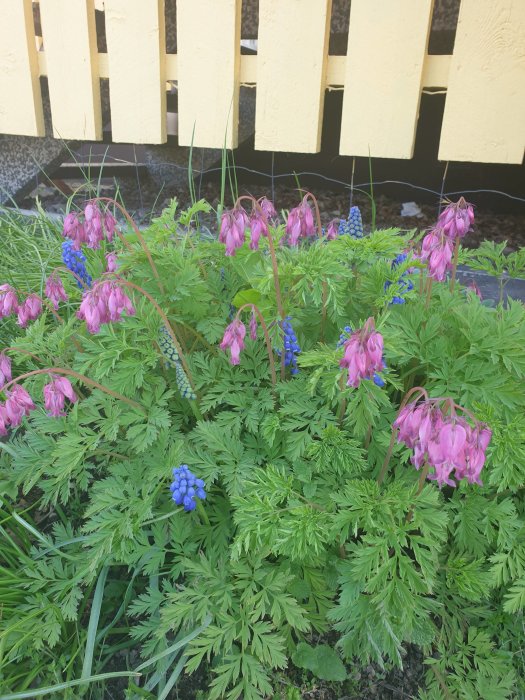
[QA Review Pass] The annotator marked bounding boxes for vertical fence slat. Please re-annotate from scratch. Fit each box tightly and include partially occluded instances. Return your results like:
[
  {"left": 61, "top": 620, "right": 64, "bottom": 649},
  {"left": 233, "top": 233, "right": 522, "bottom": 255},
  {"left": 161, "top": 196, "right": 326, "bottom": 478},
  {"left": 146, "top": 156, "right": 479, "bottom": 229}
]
[
  {"left": 340, "top": 0, "right": 433, "bottom": 158},
  {"left": 39, "top": 0, "right": 101, "bottom": 140},
  {"left": 255, "top": 0, "right": 332, "bottom": 153},
  {"left": 104, "top": 0, "right": 166, "bottom": 143},
  {"left": 0, "top": 0, "right": 44, "bottom": 136},
  {"left": 177, "top": 0, "right": 240, "bottom": 149},
  {"left": 439, "top": 0, "right": 525, "bottom": 164}
]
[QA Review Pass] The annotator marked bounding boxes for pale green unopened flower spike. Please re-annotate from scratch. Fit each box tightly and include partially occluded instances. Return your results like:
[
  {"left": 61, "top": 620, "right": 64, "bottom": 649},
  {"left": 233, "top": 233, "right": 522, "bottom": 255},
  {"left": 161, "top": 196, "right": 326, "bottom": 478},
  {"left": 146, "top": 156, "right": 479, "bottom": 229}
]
[{"left": 158, "top": 325, "right": 197, "bottom": 400}]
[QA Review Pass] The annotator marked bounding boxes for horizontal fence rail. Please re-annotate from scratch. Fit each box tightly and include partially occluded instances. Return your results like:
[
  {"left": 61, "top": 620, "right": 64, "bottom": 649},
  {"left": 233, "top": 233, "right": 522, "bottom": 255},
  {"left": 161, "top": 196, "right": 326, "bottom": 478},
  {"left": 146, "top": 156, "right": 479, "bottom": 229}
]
[{"left": 0, "top": 0, "right": 524, "bottom": 163}]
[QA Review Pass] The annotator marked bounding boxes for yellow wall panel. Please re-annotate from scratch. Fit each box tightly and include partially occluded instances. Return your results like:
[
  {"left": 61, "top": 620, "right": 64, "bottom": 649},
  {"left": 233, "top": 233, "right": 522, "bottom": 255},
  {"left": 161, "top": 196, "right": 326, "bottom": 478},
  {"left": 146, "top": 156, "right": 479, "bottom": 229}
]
[
  {"left": 255, "top": 0, "right": 332, "bottom": 153},
  {"left": 340, "top": 0, "right": 433, "bottom": 159},
  {"left": 104, "top": 0, "right": 166, "bottom": 143},
  {"left": 0, "top": 0, "right": 44, "bottom": 136},
  {"left": 439, "top": 0, "right": 525, "bottom": 163},
  {"left": 177, "top": 0, "right": 241, "bottom": 149},
  {"left": 39, "top": 0, "right": 101, "bottom": 140}
]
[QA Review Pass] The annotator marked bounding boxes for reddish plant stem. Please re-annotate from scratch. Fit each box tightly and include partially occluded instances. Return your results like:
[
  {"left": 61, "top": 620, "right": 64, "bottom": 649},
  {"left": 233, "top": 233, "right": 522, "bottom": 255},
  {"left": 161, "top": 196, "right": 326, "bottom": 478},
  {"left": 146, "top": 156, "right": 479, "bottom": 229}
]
[
  {"left": 236, "top": 303, "right": 277, "bottom": 387},
  {"left": 2, "top": 347, "right": 44, "bottom": 364},
  {"left": 94, "top": 198, "right": 164, "bottom": 294},
  {"left": 337, "top": 373, "right": 347, "bottom": 427},
  {"left": 303, "top": 191, "right": 328, "bottom": 340},
  {"left": 377, "top": 386, "right": 429, "bottom": 485},
  {"left": 1, "top": 368, "right": 143, "bottom": 411},
  {"left": 116, "top": 279, "right": 195, "bottom": 392},
  {"left": 449, "top": 237, "right": 461, "bottom": 293},
  {"left": 425, "top": 276, "right": 433, "bottom": 308},
  {"left": 235, "top": 195, "right": 286, "bottom": 380}
]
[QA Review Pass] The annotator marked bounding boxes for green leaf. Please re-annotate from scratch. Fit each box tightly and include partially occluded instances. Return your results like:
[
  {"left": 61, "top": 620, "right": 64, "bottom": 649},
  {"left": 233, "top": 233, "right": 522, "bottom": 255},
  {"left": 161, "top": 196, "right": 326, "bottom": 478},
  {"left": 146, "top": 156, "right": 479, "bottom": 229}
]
[
  {"left": 292, "top": 642, "right": 347, "bottom": 681},
  {"left": 232, "top": 288, "right": 261, "bottom": 308}
]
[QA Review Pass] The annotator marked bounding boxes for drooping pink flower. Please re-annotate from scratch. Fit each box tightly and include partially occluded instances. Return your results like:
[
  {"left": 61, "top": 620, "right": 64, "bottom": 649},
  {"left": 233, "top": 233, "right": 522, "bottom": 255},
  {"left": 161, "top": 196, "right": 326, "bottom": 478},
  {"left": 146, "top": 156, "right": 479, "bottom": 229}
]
[
  {"left": 77, "top": 280, "right": 135, "bottom": 334},
  {"left": 420, "top": 228, "right": 453, "bottom": 282},
  {"left": 437, "top": 197, "right": 474, "bottom": 240},
  {"left": 84, "top": 202, "right": 105, "bottom": 249},
  {"left": 17, "top": 294, "right": 42, "bottom": 328},
  {"left": 249, "top": 311, "right": 257, "bottom": 340},
  {"left": 0, "top": 284, "right": 18, "bottom": 318},
  {"left": 219, "top": 208, "right": 248, "bottom": 257},
  {"left": 467, "top": 281, "right": 482, "bottom": 300},
  {"left": 0, "top": 404, "right": 9, "bottom": 436},
  {"left": 220, "top": 319, "right": 246, "bottom": 365},
  {"left": 258, "top": 196, "right": 278, "bottom": 222},
  {"left": 394, "top": 397, "right": 491, "bottom": 488},
  {"left": 285, "top": 196, "right": 315, "bottom": 246},
  {"left": 249, "top": 213, "right": 268, "bottom": 250},
  {"left": 45, "top": 273, "right": 68, "bottom": 310},
  {"left": 339, "top": 318, "right": 384, "bottom": 388},
  {"left": 104, "top": 211, "right": 117, "bottom": 243},
  {"left": 0, "top": 353, "right": 12, "bottom": 390},
  {"left": 105, "top": 252, "right": 118, "bottom": 273},
  {"left": 63, "top": 212, "right": 86, "bottom": 250},
  {"left": 5, "top": 385, "right": 36, "bottom": 427},
  {"left": 326, "top": 219, "right": 339, "bottom": 240},
  {"left": 43, "top": 376, "right": 78, "bottom": 418}
]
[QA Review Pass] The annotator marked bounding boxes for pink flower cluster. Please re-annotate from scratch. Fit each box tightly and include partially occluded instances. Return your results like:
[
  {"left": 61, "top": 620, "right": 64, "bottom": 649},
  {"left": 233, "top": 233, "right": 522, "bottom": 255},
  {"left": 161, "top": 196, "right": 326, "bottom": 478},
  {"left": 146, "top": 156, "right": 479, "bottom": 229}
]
[
  {"left": 340, "top": 318, "right": 384, "bottom": 388},
  {"left": 0, "top": 375, "right": 78, "bottom": 433},
  {"left": 420, "top": 198, "right": 474, "bottom": 282},
  {"left": 325, "top": 219, "right": 339, "bottom": 241},
  {"left": 0, "top": 285, "right": 44, "bottom": 328},
  {"left": 0, "top": 353, "right": 12, "bottom": 389},
  {"left": 45, "top": 274, "right": 68, "bottom": 310},
  {"left": 219, "top": 197, "right": 276, "bottom": 257},
  {"left": 285, "top": 196, "right": 316, "bottom": 246},
  {"left": 63, "top": 202, "right": 117, "bottom": 250},
  {"left": 394, "top": 398, "right": 491, "bottom": 487},
  {"left": 220, "top": 319, "right": 246, "bottom": 365},
  {"left": 77, "top": 280, "right": 135, "bottom": 334}
]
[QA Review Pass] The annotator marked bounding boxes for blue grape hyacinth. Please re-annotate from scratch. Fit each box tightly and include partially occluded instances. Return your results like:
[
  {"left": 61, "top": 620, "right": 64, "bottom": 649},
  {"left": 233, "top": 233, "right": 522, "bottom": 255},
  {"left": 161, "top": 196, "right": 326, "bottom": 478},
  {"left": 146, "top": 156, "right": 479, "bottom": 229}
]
[
  {"left": 384, "top": 252, "right": 414, "bottom": 305},
  {"left": 277, "top": 317, "right": 301, "bottom": 375},
  {"left": 170, "top": 464, "right": 206, "bottom": 512},
  {"left": 62, "top": 240, "right": 92, "bottom": 288},
  {"left": 338, "top": 206, "right": 364, "bottom": 238}
]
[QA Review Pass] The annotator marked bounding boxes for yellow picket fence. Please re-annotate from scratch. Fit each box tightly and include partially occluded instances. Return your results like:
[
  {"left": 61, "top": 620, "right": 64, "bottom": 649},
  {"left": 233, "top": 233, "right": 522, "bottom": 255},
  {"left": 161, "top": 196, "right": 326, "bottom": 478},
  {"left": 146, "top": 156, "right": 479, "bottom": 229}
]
[{"left": 1, "top": 0, "right": 524, "bottom": 163}]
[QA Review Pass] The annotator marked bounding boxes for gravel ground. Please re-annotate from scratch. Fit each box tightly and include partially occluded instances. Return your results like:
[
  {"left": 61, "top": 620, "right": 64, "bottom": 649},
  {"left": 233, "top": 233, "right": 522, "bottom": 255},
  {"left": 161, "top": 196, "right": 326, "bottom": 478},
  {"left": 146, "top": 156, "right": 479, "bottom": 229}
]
[{"left": 14, "top": 174, "right": 525, "bottom": 252}]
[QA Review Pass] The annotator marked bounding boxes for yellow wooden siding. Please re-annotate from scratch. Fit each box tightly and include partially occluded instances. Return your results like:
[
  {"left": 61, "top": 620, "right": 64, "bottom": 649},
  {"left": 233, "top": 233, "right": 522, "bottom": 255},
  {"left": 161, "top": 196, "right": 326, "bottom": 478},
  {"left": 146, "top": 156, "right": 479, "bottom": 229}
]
[
  {"left": 0, "top": 0, "right": 523, "bottom": 163},
  {"left": 0, "top": 0, "right": 44, "bottom": 136}
]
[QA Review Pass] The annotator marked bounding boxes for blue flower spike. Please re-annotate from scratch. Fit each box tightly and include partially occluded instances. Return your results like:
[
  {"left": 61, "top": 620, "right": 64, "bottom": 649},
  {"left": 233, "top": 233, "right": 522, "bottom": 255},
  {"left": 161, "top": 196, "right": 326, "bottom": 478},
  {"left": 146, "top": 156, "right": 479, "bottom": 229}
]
[
  {"left": 62, "top": 240, "right": 92, "bottom": 288},
  {"left": 277, "top": 317, "right": 301, "bottom": 375},
  {"left": 170, "top": 464, "right": 206, "bottom": 512}
]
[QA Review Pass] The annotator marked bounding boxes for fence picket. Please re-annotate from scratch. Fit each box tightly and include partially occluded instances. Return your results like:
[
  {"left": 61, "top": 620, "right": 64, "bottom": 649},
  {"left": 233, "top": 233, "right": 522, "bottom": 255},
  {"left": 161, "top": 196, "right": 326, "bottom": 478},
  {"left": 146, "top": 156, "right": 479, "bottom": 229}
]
[
  {"left": 39, "top": 0, "right": 101, "bottom": 140},
  {"left": 104, "top": 0, "right": 166, "bottom": 143},
  {"left": 339, "top": 0, "right": 433, "bottom": 158},
  {"left": 177, "top": 0, "right": 241, "bottom": 149},
  {"left": 439, "top": 0, "right": 525, "bottom": 164},
  {"left": 255, "top": 0, "right": 332, "bottom": 153},
  {"left": 0, "top": 0, "right": 44, "bottom": 136}
]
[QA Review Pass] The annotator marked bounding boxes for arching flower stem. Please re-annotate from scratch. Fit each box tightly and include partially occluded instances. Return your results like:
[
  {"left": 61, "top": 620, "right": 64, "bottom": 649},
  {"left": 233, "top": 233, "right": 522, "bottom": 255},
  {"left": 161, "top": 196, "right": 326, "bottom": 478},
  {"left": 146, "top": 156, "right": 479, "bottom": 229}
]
[
  {"left": 449, "top": 237, "right": 461, "bottom": 293},
  {"left": 2, "top": 347, "right": 44, "bottom": 364},
  {"left": 236, "top": 303, "right": 277, "bottom": 387},
  {"left": 1, "top": 368, "right": 143, "bottom": 412},
  {"left": 54, "top": 265, "right": 89, "bottom": 290},
  {"left": 303, "top": 191, "right": 328, "bottom": 340},
  {"left": 115, "top": 279, "right": 195, "bottom": 393},
  {"left": 94, "top": 197, "right": 164, "bottom": 294},
  {"left": 377, "top": 386, "right": 428, "bottom": 485}
]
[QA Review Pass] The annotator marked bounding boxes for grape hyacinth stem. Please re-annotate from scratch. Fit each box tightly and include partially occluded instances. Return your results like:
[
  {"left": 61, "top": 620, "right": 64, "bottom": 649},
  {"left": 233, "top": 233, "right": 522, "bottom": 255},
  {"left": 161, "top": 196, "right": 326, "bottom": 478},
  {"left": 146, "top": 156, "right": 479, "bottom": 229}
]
[
  {"left": 377, "top": 386, "right": 429, "bottom": 485},
  {"left": 236, "top": 303, "right": 277, "bottom": 387},
  {"left": 94, "top": 198, "right": 164, "bottom": 294},
  {"left": 1, "top": 368, "right": 144, "bottom": 412},
  {"left": 115, "top": 279, "right": 195, "bottom": 394}
]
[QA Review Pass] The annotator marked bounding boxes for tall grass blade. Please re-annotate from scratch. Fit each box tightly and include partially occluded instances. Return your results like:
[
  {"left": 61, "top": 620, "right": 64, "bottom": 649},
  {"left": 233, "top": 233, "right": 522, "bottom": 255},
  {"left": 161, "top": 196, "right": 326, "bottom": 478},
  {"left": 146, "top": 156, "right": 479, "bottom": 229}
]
[{"left": 81, "top": 565, "right": 109, "bottom": 679}]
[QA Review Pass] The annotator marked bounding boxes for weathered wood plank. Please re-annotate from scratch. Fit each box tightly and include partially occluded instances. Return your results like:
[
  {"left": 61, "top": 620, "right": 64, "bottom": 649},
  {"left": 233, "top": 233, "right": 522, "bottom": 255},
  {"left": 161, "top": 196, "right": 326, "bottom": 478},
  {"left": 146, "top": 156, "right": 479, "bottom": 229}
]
[
  {"left": 39, "top": 0, "right": 101, "bottom": 140},
  {"left": 340, "top": 0, "right": 433, "bottom": 158},
  {"left": 177, "top": 0, "right": 241, "bottom": 148},
  {"left": 255, "top": 0, "right": 332, "bottom": 153},
  {"left": 104, "top": 0, "right": 166, "bottom": 143},
  {"left": 439, "top": 0, "right": 525, "bottom": 163},
  {"left": 0, "top": 0, "right": 44, "bottom": 136}
]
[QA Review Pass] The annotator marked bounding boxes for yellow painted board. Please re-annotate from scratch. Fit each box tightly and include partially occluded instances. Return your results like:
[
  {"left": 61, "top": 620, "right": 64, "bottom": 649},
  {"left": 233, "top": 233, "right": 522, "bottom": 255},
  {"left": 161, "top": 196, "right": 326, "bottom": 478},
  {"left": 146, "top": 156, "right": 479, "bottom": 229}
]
[
  {"left": 255, "top": 0, "right": 332, "bottom": 153},
  {"left": 177, "top": 0, "right": 241, "bottom": 149},
  {"left": 104, "top": 0, "right": 166, "bottom": 143},
  {"left": 439, "top": 0, "right": 525, "bottom": 164},
  {"left": 340, "top": 0, "right": 433, "bottom": 159},
  {"left": 0, "top": 0, "right": 44, "bottom": 136},
  {"left": 39, "top": 0, "right": 101, "bottom": 140}
]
